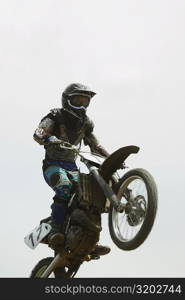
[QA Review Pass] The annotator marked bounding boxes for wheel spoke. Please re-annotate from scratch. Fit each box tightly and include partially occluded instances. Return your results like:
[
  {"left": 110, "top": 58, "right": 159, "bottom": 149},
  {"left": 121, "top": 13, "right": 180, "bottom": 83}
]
[{"left": 112, "top": 175, "right": 148, "bottom": 243}]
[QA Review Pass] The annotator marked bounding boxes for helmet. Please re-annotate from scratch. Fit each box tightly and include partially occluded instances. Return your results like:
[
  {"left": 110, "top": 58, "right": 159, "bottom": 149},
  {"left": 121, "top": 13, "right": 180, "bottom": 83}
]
[{"left": 62, "top": 83, "right": 96, "bottom": 119}]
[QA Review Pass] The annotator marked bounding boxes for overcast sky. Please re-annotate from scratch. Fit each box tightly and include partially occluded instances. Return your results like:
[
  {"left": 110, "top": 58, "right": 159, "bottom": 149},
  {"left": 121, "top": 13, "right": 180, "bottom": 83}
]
[{"left": 0, "top": 0, "right": 185, "bottom": 277}]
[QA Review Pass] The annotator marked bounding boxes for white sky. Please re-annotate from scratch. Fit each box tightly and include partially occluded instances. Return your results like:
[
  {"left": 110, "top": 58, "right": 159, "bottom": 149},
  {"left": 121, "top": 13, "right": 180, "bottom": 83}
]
[{"left": 0, "top": 0, "right": 185, "bottom": 277}]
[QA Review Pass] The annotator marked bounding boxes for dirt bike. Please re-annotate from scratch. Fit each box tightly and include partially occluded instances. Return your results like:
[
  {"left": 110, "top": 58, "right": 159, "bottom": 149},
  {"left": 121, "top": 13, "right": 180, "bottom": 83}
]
[{"left": 24, "top": 144, "right": 158, "bottom": 278}]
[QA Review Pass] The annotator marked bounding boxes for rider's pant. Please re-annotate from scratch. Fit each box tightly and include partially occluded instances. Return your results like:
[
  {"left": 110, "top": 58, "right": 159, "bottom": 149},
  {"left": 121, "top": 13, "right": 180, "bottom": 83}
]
[{"left": 43, "top": 162, "right": 79, "bottom": 226}]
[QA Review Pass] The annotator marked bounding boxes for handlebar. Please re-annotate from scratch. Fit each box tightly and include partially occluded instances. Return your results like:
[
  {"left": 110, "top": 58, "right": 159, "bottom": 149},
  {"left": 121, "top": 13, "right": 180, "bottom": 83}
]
[
  {"left": 59, "top": 142, "right": 89, "bottom": 161},
  {"left": 59, "top": 142, "right": 80, "bottom": 152},
  {"left": 58, "top": 142, "right": 123, "bottom": 212},
  {"left": 58, "top": 142, "right": 105, "bottom": 162}
]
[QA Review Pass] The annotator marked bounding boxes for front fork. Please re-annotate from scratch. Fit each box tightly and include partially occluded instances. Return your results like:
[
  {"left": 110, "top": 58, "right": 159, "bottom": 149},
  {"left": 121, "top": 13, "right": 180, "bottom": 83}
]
[{"left": 81, "top": 158, "right": 125, "bottom": 213}]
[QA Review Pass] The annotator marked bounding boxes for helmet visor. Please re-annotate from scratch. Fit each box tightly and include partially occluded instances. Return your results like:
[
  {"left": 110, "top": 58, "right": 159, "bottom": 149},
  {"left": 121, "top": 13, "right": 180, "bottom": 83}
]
[{"left": 70, "top": 95, "right": 90, "bottom": 108}]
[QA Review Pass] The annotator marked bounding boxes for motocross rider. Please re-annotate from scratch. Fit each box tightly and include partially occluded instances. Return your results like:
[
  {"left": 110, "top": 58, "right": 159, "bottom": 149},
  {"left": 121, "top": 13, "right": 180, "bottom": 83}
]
[{"left": 33, "top": 83, "right": 110, "bottom": 256}]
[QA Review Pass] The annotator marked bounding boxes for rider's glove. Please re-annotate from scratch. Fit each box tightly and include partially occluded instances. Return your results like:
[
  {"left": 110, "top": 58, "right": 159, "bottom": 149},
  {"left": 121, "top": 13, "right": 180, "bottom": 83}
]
[{"left": 46, "top": 136, "right": 62, "bottom": 144}]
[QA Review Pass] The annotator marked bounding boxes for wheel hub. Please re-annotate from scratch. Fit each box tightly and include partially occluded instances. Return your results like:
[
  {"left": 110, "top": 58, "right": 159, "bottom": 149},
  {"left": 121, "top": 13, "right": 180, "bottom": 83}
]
[{"left": 126, "top": 195, "right": 146, "bottom": 226}]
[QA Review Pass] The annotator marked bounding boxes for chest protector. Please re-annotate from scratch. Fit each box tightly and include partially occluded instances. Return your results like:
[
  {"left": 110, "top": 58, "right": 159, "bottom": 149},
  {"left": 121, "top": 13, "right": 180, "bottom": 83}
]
[{"left": 45, "top": 108, "right": 93, "bottom": 162}]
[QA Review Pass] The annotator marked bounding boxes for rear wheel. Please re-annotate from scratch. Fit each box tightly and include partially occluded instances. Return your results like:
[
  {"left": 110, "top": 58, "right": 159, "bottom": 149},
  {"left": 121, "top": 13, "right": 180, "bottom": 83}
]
[
  {"left": 109, "top": 168, "right": 158, "bottom": 250},
  {"left": 30, "top": 257, "right": 77, "bottom": 278}
]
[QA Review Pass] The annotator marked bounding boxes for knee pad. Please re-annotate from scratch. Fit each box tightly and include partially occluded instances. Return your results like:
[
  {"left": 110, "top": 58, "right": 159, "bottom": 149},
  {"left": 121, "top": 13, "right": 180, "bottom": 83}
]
[
  {"left": 55, "top": 183, "right": 72, "bottom": 201},
  {"left": 49, "top": 173, "right": 61, "bottom": 188}
]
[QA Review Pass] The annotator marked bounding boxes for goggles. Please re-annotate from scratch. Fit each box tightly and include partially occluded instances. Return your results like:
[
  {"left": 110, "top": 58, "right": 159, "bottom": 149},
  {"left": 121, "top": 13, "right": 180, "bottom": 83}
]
[{"left": 69, "top": 95, "right": 90, "bottom": 108}]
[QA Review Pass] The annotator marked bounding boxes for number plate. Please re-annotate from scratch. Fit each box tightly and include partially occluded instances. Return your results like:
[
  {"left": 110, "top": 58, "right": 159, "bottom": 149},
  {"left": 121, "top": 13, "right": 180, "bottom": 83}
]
[{"left": 24, "top": 223, "right": 51, "bottom": 249}]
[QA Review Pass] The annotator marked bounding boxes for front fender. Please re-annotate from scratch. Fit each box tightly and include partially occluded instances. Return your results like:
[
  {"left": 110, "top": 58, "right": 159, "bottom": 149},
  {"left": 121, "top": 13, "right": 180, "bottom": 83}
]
[{"left": 100, "top": 145, "right": 140, "bottom": 182}]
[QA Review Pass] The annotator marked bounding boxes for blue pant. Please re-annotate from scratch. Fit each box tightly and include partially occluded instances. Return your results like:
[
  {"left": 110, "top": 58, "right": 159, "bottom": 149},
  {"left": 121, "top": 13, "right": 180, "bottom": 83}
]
[{"left": 43, "top": 161, "right": 79, "bottom": 225}]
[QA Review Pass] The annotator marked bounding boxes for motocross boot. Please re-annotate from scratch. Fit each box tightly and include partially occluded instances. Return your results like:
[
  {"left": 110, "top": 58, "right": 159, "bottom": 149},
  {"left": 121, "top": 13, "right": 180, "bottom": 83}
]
[
  {"left": 47, "top": 221, "right": 65, "bottom": 251},
  {"left": 90, "top": 244, "right": 111, "bottom": 257},
  {"left": 47, "top": 201, "right": 66, "bottom": 251}
]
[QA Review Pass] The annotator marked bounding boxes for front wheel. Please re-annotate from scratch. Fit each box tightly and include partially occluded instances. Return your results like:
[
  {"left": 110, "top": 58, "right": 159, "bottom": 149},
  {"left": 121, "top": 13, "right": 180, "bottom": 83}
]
[{"left": 109, "top": 168, "right": 158, "bottom": 250}]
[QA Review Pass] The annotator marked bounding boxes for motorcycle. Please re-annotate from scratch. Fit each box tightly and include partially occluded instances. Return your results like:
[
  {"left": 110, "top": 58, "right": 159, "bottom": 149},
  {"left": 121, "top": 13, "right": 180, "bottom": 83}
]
[{"left": 24, "top": 144, "right": 158, "bottom": 278}]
